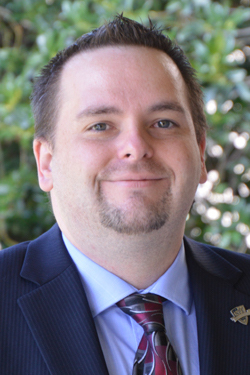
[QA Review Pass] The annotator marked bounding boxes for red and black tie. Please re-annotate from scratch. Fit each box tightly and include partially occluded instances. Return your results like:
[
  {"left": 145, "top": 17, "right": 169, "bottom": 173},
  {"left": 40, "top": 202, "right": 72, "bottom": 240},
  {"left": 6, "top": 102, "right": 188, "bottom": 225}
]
[{"left": 117, "top": 293, "right": 182, "bottom": 375}]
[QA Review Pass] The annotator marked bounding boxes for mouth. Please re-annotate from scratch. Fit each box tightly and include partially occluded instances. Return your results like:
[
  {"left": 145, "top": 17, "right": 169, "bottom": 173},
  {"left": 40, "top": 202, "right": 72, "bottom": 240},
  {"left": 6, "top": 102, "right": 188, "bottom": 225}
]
[{"left": 103, "top": 176, "right": 165, "bottom": 188}]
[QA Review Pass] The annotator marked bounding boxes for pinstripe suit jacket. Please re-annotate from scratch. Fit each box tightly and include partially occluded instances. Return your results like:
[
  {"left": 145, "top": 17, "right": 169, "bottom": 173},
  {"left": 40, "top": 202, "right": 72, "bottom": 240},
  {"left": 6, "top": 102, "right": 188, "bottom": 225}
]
[{"left": 1, "top": 223, "right": 250, "bottom": 374}]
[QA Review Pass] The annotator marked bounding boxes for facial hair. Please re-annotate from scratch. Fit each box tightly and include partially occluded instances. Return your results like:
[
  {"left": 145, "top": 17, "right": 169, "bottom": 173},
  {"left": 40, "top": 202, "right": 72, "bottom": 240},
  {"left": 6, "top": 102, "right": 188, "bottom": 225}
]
[{"left": 96, "top": 161, "right": 173, "bottom": 235}]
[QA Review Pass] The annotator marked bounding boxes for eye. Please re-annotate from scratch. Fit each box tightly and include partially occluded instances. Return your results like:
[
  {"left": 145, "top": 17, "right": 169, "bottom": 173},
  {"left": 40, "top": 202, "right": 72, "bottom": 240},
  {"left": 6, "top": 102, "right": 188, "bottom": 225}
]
[
  {"left": 155, "top": 120, "right": 174, "bottom": 128},
  {"left": 90, "top": 123, "right": 108, "bottom": 131}
]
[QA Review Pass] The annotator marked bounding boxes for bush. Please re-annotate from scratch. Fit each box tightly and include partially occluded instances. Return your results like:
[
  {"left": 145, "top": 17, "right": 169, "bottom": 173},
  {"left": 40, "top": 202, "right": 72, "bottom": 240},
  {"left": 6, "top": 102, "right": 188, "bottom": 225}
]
[{"left": 1, "top": 0, "right": 250, "bottom": 251}]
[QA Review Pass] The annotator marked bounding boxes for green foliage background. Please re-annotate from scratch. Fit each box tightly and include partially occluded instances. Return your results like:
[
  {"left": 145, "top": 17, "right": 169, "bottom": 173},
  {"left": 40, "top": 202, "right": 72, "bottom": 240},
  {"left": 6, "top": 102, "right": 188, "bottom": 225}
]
[{"left": 1, "top": 0, "right": 250, "bottom": 251}]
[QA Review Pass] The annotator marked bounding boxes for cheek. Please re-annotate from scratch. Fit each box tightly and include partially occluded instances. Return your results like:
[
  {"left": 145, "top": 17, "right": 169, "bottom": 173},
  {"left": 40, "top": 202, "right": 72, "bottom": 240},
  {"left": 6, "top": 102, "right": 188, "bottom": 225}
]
[
  {"left": 168, "top": 143, "right": 201, "bottom": 181},
  {"left": 72, "top": 141, "right": 114, "bottom": 181}
]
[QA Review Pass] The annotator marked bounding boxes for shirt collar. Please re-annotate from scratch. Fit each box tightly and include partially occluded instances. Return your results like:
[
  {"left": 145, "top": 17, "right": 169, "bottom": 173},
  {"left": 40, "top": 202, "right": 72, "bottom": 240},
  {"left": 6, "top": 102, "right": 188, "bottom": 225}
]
[
  {"left": 63, "top": 234, "right": 192, "bottom": 317},
  {"left": 143, "top": 242, "right": 191, "bottom": 314}
]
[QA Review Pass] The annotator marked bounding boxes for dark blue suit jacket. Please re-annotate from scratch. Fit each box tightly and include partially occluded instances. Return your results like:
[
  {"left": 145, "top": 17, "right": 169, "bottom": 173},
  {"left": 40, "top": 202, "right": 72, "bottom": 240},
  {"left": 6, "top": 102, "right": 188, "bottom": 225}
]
[{"left": 1, "top": 224, "right": 250, "bottom": 374}]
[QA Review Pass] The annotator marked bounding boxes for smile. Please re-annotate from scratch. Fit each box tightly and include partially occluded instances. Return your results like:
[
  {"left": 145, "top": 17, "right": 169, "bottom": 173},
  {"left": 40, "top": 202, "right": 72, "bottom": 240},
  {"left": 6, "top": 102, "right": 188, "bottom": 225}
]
[{"left": 103, "top": 178, "right": 164, "bottom": 188}]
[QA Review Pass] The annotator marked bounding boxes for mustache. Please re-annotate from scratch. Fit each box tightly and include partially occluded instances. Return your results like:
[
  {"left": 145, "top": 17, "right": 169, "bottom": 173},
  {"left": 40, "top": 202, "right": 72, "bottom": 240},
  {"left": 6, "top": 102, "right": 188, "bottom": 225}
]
[{"left": 97, "top": 159, "right": 173, "bottom": 180}]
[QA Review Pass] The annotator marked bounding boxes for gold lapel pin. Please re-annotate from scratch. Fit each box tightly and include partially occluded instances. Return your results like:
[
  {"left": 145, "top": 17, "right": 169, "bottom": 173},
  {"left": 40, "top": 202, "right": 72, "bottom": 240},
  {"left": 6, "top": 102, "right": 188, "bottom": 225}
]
[{"left": 230, "top": 305, "right": 250, "bottom": 325}]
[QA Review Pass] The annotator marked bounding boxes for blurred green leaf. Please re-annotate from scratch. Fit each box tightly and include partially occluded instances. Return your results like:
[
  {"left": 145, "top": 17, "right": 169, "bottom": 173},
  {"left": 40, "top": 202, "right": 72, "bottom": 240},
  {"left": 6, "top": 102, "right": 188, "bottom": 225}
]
[{"left": 1, "top": 0, "right": 250, "bottom": 253}]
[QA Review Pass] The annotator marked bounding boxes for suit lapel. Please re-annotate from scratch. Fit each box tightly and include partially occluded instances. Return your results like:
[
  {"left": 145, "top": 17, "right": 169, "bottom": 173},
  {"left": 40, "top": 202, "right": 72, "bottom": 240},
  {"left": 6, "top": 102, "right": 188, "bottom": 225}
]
[
  {"left": 18, "top": 225, "right": 109, "bottom": 375},
  {"left": 19, "top": 225, "right": 250, "bottom": 374},
  {"left": 185, "top": 237, "right": 250, "bottom": 375}
]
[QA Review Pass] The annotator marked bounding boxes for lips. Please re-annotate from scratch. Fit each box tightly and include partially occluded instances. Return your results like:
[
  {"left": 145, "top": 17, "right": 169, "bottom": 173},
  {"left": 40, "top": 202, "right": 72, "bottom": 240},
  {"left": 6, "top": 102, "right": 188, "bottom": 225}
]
[
  {"left": 104, "top": 173, "right": 165, "bottom": 181},
  {"left": 102, "top": 176, "right": 165, "bottom": 188}
]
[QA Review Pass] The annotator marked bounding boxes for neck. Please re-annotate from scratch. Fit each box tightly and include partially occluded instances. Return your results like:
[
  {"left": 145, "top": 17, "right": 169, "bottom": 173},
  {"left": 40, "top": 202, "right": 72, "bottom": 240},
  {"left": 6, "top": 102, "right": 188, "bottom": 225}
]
[{"left": 61, "top": 221, "right": 185, "bottom": 289}]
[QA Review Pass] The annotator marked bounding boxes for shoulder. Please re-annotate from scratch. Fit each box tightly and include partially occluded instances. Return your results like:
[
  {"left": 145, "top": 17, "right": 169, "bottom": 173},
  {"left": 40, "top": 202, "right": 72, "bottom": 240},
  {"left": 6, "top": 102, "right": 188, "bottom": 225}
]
[
  {"left": 185, "top": 236, "right": 250, "bottom": 264},
  {"left": 0, "top": 224, "right": 61, "bottom": 270},
  {"left": 0, "top": 224, "right": 59, "bottom": 284},
  {"left": 0, "top": 241, "right": 30, "bottom": 277},
  {"left": 184, "top": 237, "right": 250, "bottom": 290},
  {"left": 184, "top": 236, "right": 250, "bottom": 283},
  {"left": 184, "top": 236, "right": 250, "bottom": 261},
  {"left": 0, "top": 225, "right": 61, "bottom": 297},
  {"left": 0, "top": 241, "right": 36, "bottom": 307}
]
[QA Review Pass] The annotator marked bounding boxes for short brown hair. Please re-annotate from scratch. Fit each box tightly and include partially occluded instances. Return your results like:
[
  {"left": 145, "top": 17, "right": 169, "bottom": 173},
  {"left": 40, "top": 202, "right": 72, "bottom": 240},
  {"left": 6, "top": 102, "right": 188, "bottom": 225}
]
[{"left": 31, "top": 14, "right": 208, "bottom": 145}]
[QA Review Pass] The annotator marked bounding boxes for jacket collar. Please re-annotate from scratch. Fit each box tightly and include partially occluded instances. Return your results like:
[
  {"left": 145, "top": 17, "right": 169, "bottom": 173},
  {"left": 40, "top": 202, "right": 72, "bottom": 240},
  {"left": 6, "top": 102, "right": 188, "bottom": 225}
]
[
  {"left": 21, "top": 227, "right": 243, "bottom": 289},
  {"left": 184, "top": 237, "right": 250, "bottom": 375},
  {"left": 18, "top": 224, "right": 109, "bottom": 375},
  {"left": 19, "top": 226, "right": 250, "bottom": 375},
  {"left": 184, "top": 236, "right": 242, "bottom": 286},
  {"left": 20, "top": 224, "right": 73, "bottom": 285}
]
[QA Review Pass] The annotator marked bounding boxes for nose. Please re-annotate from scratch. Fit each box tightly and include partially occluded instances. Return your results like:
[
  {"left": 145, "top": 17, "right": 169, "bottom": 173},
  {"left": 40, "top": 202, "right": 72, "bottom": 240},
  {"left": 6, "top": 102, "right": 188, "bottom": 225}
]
[{"left": 116, "top": 127, "right": 154, "bottom": 161}]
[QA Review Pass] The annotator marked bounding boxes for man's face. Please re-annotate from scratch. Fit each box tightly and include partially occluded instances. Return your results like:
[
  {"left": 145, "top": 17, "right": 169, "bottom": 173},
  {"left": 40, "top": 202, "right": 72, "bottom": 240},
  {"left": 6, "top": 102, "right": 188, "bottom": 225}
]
[{"left": 34, "top": 46, "right": 207, "bottom": 241}]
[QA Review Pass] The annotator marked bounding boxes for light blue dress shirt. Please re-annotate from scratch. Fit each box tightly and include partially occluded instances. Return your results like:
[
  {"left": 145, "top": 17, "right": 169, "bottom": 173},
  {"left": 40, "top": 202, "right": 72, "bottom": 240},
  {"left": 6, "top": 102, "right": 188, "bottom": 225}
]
[{"left": 63, "top": 234, "right": 200, "bottom": 375}]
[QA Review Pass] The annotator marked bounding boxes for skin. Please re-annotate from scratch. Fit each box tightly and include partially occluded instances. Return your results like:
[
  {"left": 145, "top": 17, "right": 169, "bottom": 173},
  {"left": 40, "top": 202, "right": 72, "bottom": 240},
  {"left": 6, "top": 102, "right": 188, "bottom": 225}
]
[{"left": 33, "top": 46, "right": 207, "bottom": 289}]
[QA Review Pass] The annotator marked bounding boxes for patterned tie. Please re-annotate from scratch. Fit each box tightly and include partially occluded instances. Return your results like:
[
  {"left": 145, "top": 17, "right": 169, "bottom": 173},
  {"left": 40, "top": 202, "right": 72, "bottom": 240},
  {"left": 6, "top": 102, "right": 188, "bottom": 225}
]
[{"left": 117, "top": 293, "right": 183, "bottom": 375}]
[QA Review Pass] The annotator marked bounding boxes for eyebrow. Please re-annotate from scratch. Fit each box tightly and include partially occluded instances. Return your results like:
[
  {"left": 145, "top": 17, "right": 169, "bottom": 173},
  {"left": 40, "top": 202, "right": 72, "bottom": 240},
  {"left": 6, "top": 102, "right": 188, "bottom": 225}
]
[
  {"left": 76, "top": 100, "right": 185, "bottom": 120},
  {"left": 147, "top": 101, "right": 185, "bottom": 115},
  {"left": 76, "top": 105, "right": 122, "bottom": 119}
]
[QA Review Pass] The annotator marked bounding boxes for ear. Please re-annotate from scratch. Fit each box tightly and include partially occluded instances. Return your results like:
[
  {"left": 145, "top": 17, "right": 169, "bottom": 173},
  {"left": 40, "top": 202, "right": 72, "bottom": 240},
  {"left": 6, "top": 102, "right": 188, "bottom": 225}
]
[
  {"left": 198, "top": 135, "right": 207, "bottom": 184},
  {"left": 33, "top": 138, "right": 53, "bottom": 192}
]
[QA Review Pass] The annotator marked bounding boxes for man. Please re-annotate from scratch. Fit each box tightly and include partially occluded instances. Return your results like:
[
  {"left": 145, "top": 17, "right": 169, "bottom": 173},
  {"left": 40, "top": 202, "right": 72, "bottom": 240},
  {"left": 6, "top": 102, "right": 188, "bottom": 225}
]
[{"left": 1, "top": 14, "right": 250, "bottom": 375}]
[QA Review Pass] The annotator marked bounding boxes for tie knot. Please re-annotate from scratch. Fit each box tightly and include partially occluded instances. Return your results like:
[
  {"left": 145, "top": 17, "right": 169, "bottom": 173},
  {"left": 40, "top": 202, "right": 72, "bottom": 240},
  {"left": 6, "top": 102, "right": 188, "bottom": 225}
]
[{"left": 117, "top": 293, "right": 165, "bottom": 335}]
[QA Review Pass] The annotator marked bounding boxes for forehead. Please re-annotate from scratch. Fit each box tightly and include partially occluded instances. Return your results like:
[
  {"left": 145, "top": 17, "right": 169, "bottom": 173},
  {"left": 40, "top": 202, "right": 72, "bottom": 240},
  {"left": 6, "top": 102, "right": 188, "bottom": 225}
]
[{"left": 59, "top": 46, "right": 190, "bottom": 113}]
